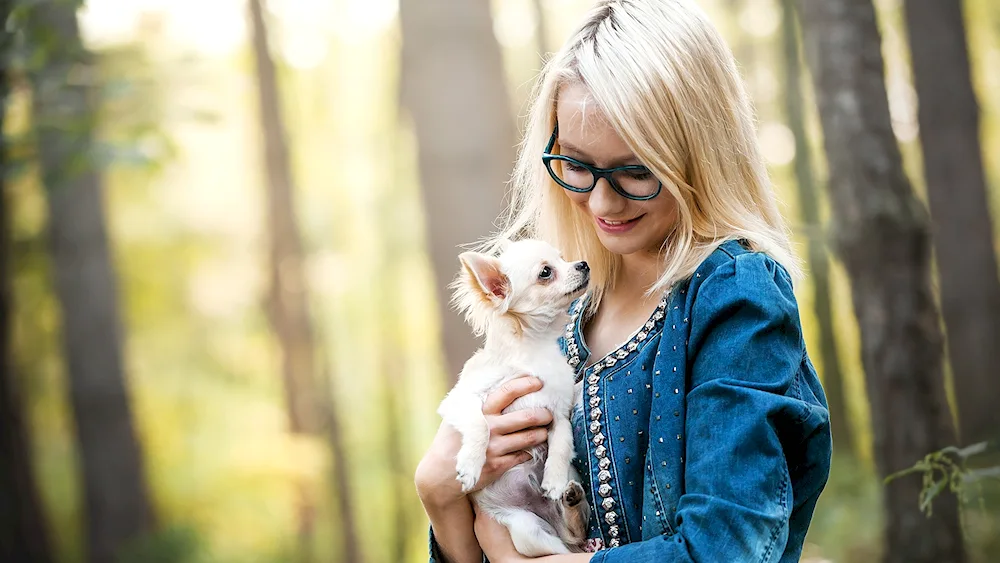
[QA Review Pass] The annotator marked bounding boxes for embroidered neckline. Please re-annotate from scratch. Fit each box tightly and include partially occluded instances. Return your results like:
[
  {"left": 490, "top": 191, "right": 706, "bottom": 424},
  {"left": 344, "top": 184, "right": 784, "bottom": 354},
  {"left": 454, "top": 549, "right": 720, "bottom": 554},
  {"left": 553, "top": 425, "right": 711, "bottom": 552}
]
[
  {"left": 564, "top": 291, "right": 669, "bottom": 382},
  {"left": 562, "top": 290, "right": 670, "bottom": 549}
]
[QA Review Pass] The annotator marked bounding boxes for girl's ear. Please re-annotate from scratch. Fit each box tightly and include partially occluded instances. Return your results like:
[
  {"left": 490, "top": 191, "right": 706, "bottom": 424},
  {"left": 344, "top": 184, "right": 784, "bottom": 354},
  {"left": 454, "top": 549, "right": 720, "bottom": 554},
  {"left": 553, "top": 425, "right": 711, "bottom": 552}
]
[{"left": 458, "top": 252, "right": 509, "bottom": 302}]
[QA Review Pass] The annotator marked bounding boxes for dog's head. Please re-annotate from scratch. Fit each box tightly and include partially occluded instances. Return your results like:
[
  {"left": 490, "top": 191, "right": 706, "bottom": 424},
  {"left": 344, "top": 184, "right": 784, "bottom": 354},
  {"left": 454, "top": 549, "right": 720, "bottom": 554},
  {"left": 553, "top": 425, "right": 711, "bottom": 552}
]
[{"left": 452, "top": 239, "right": 589, "bottom": 338}]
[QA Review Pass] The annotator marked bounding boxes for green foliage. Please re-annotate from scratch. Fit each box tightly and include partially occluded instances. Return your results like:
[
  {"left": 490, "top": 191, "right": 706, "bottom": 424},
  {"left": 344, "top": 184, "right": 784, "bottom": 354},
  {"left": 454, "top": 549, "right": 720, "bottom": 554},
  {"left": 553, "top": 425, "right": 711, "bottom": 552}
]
[
  {"left": 885, "top": 440, "right": 1000, "bottom": 561},
  {"left": 116, "top": 525, "right": 207, "bottom": 563},
  {"left": 885, "top": 441, "right": 994, "bottom": 518},
  {"left": 803, "top": 455, "right": 884, "bottom": 562}
]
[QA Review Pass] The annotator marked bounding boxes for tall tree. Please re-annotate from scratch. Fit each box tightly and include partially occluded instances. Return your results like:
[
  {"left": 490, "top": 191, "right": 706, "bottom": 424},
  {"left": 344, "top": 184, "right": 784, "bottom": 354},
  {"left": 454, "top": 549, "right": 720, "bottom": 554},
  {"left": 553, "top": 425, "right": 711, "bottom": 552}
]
[
  {"left": 531, "top": 0, "right": 551, "bottom": 61},
  {"left": 778, "top": 0, "right": 853, "bottom": 455},
  {"left": 797, "top": 1, "right": 966, "bottom": 562},
  {"left": 24, "top": 2, "right": 155, "bottom": 562},
  {"left": 398, "top": 0, "right": 517, "bottom": 385},
  {"left": 724, "top": 0, "right": 756, "bottom": 80},
  {"left": 0, "top": 0, "right": 54, "bottom": 557},
  {"left": 246, "top": 1, "right": 362, "bottom": 561},
  {"left": 375, "top": 237, "right": 412, "bottom": 563},
  {"left": 373, "top": 108, "right": 415, "bottom": 563},
  {"left": 902, "top": 0, "right": 1000, "bottom": 448},
  {"left": 0, "top": 189, "right": 54, "bottom": 563}
]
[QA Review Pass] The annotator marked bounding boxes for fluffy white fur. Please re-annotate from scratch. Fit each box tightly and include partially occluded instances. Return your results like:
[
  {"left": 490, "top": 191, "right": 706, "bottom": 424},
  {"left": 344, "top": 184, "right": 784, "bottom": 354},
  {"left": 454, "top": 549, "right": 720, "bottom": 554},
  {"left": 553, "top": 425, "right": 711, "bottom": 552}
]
[{"left": 438, "top": 239, "right": 591, "bottom": 555}]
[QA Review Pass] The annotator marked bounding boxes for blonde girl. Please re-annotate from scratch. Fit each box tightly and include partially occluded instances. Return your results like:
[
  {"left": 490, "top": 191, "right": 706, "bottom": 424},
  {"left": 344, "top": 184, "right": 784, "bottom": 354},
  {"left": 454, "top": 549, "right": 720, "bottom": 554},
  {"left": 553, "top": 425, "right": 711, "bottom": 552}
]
[{"left": 415, "top": 1, "right": 832, "bottom": 561}]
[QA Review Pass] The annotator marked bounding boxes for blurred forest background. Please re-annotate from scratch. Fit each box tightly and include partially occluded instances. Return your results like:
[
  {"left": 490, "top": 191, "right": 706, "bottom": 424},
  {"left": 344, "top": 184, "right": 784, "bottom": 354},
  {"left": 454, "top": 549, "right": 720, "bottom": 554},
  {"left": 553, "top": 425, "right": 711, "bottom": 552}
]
[{"left": 1, "top": 0, "right": 999, "bottom": 562}]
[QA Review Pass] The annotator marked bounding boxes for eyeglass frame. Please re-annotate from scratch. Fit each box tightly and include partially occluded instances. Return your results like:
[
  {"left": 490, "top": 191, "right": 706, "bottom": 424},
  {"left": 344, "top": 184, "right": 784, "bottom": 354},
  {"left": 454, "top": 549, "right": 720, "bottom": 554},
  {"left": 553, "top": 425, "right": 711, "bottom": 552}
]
[{"left": 541, "top": 124, "right": 663, "bottom": 201}]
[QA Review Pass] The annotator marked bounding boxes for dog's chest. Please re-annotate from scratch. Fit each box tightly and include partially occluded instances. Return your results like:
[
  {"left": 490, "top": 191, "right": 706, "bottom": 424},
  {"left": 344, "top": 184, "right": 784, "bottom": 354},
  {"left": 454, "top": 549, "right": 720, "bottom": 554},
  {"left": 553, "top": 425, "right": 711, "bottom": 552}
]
[{"left": 499, "top": 352, "right": 576, "bottom": 415}]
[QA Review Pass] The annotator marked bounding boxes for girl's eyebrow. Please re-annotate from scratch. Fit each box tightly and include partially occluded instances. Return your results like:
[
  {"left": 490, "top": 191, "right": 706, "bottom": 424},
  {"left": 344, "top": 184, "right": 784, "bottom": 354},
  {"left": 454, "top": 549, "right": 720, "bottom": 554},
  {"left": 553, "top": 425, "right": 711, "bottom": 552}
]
[{"left": 558, "top": 138, "right": 641, "bottom": 166}]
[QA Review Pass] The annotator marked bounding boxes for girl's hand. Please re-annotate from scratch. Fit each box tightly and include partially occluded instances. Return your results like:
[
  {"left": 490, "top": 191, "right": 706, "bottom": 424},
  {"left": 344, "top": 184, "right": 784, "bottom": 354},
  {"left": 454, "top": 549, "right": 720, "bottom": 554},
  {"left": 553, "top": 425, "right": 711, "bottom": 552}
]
[{"left": 415, "top": 376, "right": 553, "bottom": 510}]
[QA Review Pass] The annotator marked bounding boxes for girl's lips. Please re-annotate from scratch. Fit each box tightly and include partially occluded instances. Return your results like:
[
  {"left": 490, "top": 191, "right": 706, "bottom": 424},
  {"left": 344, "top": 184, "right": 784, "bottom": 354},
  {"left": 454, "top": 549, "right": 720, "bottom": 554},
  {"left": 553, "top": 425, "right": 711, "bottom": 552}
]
[{"left": 597, "top": 215, "right": 644, "bottom": 234}]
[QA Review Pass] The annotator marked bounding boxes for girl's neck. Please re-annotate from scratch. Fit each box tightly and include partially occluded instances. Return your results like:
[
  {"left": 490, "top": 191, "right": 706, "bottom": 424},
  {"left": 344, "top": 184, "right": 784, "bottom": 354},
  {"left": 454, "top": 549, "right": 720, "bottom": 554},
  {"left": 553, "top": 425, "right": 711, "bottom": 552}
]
[{"left": 614, "top": 250, "right": 663, "bottom": 297}]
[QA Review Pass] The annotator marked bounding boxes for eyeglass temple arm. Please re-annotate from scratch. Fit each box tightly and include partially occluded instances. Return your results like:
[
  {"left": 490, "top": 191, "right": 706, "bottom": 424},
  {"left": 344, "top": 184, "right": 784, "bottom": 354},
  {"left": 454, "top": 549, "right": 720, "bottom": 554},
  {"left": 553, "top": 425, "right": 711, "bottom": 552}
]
[{"left": 544, "top": 123, "right": 559, "bottom": 154}]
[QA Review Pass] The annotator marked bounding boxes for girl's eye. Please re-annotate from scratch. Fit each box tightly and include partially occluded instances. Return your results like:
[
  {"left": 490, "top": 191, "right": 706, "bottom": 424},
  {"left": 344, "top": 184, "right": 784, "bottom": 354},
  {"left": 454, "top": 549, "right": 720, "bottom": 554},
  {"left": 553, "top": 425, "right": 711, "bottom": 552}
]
[
  {"left": 538, "top": 266, "right": 553, "bottom": 280},
  {"left": 627, "top": 168, "right": 653, "bottom": 180},
  {"left": 565, "top": 163, "right": 587, "bottom": 173}
]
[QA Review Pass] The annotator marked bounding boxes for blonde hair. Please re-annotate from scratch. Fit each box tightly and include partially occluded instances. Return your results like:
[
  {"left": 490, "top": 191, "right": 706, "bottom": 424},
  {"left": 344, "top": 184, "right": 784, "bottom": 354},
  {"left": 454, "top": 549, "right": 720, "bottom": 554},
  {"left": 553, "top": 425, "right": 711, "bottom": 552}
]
[{"left": 485, "top": 0, "right": 799, "bottom": 312}]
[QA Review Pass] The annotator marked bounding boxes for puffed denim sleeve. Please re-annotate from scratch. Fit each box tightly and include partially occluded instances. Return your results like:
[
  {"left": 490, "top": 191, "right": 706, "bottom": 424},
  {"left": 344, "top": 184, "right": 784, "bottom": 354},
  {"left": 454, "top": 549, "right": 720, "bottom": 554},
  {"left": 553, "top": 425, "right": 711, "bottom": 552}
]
[{"left": 593, "top": 252, "right": 825, "bottom": 563}]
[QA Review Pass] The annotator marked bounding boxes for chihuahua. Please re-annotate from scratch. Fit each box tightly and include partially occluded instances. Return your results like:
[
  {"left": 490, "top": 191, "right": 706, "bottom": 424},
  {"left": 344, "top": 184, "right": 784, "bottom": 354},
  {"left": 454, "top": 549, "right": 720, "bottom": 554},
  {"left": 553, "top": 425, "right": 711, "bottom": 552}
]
[{"left": 438, "top": 239, "right": 591, "bottom": 556}]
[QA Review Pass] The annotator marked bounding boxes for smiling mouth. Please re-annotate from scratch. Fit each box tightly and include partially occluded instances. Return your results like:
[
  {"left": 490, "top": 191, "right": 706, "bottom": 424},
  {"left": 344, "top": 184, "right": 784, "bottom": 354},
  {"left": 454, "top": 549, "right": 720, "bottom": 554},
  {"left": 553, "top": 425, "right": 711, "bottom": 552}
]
[
  {"left": 596, "top": 214, "right": 645, "bottom": 233},
  {"left": 600, "top": 217, "right": 642, "bottom": 225}
]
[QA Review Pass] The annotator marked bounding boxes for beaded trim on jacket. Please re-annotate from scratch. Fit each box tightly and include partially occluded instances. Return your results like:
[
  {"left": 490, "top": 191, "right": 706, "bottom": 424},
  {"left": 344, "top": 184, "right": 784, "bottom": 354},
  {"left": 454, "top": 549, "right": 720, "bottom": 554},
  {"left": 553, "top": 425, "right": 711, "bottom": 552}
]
[{"left": 562, "top": 291, "right": 670, "bottom": 547}]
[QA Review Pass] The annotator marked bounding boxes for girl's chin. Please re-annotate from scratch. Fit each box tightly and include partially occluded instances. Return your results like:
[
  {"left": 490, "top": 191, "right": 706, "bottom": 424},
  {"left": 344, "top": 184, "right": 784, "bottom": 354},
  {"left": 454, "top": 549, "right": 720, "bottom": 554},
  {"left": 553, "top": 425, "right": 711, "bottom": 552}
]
[
  {"left": 596, "top": 233, "right": 646, "bottom": 256},
  {"left": 594, "top": 229, "right": 670, "bottom": 257}
]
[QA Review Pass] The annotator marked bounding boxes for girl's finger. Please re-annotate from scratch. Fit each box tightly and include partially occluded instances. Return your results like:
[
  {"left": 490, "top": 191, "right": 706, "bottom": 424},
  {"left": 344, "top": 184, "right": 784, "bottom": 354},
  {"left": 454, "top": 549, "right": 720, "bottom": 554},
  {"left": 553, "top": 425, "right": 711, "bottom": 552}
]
[
  {"left": 482, "top": 376, "right": 542, "bottom": 415},
  {"left": 483, "top": 450, "right": 533, "bottom": 479},
  {"left": 488, "top": 407, "right": 553, "bottom": 435},
  {"left": 487, "top": 427, "right": 549, "bottom": 457}
]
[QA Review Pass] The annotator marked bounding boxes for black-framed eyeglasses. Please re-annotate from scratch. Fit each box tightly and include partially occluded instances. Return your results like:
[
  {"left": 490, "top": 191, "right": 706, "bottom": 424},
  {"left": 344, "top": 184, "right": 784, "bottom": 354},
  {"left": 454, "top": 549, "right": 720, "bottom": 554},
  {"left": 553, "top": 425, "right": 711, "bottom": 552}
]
[{"left": 541, "top": 124, "right": 663, "bottom": 201}]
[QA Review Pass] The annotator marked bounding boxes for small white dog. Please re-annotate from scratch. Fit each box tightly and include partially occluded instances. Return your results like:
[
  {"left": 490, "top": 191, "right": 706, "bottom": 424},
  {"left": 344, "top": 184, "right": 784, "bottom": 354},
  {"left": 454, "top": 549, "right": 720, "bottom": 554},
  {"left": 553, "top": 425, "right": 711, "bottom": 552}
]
[{"left": 438, "top": 239, "right": 591, "bottom": 556}]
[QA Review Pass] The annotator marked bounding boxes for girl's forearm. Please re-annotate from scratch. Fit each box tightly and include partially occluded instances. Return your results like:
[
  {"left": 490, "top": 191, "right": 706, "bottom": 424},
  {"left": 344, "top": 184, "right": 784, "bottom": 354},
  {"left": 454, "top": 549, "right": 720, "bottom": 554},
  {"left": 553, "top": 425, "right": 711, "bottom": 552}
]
[
  {"left": 536, "top": 553, "right": 595, "bottom": 562},
  {"left": 425, "top": 496, "right": 483, "bottom": 563}
]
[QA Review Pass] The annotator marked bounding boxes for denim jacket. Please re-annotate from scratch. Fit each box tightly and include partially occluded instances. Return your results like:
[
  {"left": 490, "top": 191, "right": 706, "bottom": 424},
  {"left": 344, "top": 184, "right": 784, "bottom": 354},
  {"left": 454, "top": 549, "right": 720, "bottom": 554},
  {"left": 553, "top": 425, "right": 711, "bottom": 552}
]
[{"left": 429, "top": 240, "right": 832, "bottom": 562}]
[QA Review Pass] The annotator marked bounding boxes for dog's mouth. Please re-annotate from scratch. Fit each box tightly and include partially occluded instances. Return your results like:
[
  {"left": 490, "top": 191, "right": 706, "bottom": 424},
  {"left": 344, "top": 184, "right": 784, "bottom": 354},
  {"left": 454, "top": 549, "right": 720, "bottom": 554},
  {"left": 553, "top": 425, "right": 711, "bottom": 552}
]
[{"left": 564, "top": 278, "right": 589, "bottom": 298}]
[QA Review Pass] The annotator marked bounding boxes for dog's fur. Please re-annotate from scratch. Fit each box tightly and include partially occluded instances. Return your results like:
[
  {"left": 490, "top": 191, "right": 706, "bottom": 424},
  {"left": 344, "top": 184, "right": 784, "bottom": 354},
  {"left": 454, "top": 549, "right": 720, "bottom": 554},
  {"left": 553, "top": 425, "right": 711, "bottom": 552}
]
[{"left": 438, "top": 240, "right": 591, "bottom": 556}]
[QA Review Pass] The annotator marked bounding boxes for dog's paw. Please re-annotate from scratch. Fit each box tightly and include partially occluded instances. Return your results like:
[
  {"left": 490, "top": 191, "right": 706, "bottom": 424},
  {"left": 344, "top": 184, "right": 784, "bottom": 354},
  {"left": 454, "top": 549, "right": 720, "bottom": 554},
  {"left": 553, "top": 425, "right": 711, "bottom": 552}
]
[
  {"left": 541, "top": 476, "right": 569, "bottom": 500},
  {"left": 455, "top": 453, "right": 486, "bottom": 493},
  {"left": 562, "top": 481, "right": 584, "bottom": 507},
  {"left": 456, "top": 469, "right": 481, "bottom": 493}
]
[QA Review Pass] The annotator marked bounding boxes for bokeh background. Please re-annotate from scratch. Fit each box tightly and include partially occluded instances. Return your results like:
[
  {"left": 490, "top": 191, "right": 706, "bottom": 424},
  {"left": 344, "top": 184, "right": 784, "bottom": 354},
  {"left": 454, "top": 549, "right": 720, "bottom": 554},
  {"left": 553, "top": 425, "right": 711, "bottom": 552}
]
[{"left": 2, "top": 0, "right": 999, "bottom": 562}]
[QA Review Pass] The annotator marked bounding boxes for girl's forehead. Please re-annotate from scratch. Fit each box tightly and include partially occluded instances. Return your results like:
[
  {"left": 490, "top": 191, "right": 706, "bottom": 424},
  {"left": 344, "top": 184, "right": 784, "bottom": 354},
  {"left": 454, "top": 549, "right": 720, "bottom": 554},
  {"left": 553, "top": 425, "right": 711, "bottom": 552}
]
[
  {"left": 556, "top": 84, "right": 607, "bottom": 130},
  {"left": 555, "top": 85, "right": 632, "bottom": 157}
]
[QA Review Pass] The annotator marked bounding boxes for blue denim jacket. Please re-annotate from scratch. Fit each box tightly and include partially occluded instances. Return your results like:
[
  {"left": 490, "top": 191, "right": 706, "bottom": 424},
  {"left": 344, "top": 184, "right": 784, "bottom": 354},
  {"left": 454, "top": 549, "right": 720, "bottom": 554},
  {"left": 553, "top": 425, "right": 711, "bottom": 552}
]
[{"left": 429, "top": 240, "right": 832, "bottom": 562}]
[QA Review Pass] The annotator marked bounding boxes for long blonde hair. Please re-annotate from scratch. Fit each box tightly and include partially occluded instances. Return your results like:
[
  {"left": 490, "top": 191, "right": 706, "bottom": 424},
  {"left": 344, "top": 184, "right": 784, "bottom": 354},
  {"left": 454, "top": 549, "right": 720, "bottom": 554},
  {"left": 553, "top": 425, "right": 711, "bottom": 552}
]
[{"left": 485, "top": 0, "right": 799, "bottom": 311}]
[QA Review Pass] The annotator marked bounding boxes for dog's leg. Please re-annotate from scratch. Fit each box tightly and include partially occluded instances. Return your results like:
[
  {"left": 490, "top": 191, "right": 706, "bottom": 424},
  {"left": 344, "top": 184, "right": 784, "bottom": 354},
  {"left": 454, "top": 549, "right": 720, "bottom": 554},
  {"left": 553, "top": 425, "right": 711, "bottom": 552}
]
[
  {"left": 540, "top": 415, "right": 573, "bottom": 499},
  {"left": 559, "top": 481, "right": 590, "bottom": 549},
  {"left": 495, "top": 509, "right": 571, "bottom": 557},
  {"left": 439, "top": 394, "right": 490, "bottom": 492}
]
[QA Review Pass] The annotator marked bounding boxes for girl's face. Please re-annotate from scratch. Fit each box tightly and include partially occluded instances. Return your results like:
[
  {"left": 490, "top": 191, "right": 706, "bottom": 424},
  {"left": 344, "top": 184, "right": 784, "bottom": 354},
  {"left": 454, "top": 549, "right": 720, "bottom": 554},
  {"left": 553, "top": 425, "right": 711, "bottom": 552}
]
[{"left": 554, "top": 83, "right": 678, "bottom": 258}]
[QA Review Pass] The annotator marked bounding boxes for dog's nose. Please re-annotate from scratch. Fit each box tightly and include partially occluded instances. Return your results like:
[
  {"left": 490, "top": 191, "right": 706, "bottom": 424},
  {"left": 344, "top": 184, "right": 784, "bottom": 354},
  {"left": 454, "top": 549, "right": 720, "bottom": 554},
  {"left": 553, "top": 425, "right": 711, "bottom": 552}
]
[{"left": 575, "top": 261, "right": 590, "bottom": 273}]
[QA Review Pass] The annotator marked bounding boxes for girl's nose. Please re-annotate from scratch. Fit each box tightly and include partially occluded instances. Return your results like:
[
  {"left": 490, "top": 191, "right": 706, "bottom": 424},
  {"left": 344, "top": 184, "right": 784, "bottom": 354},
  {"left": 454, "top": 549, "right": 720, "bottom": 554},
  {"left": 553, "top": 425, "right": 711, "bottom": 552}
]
[{"left": 587, "top": 177, "right": 627, "bottom": 216}]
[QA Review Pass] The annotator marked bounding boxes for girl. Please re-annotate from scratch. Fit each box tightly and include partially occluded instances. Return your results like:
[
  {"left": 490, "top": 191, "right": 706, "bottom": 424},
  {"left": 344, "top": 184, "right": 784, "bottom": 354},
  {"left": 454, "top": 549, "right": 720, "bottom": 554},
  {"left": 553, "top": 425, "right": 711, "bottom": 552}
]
[{"left": 414, "top": 1, "right": 832, "bottom": 562}]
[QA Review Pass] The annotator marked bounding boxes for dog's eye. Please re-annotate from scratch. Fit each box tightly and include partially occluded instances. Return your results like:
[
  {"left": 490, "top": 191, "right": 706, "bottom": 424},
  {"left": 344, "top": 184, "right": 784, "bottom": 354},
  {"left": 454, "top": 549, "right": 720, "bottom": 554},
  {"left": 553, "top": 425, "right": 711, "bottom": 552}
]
[{"left": 538, "top": 266, "right": 553, "bottom": 280}]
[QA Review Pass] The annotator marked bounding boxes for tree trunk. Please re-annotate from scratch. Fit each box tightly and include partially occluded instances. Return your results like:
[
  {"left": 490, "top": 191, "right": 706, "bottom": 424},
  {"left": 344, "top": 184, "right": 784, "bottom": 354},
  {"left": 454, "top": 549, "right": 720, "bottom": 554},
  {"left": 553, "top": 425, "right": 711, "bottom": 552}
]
[
  {"left": 398, "top": 0, "right": 516, "bottom": 386},
  {"left": 375, "top": 121, "right": 418, "bottom": 563},
  {"left": 25, "top": 3, "right": 155, "bottom": 562},
  {"left": 531, "top": 0, "right": 551, "bottom": 61},
  {"left": 724, "top": 0, "right": 755, "bottom": 78},
  {"left": 379, "top": 349, "right": 411, "bottom": 563},
  {"left": 902, "top": 0, "right": 1000, "bottom": 448},
  {"left": 0, "top": 4, "right": 54, "bottom": 556},
  {"left": 797, "top": 1, "right": 966, "bottom": 562},
  {"left": 248, "top": 0, "right": 321, "bottom": 437},
  {"left": 246, "top": 1, "right": 362, "bottom": 561},
  {"left": 315, "top": 358, "right": 364, "bottom": 563},
  {"left": 778, "top": 0, "right": 853, "bottom": 456},
  {"left": 0, "top": 210, "right": 54, "bottom": 563}
]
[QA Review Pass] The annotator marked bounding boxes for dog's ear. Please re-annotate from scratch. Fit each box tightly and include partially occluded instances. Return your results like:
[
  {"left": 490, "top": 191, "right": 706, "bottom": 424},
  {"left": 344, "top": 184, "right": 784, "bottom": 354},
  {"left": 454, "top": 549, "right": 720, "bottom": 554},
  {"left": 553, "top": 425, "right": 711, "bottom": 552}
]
[{"left": 459, "top": 252, "right": 509, "bottom": 302}]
